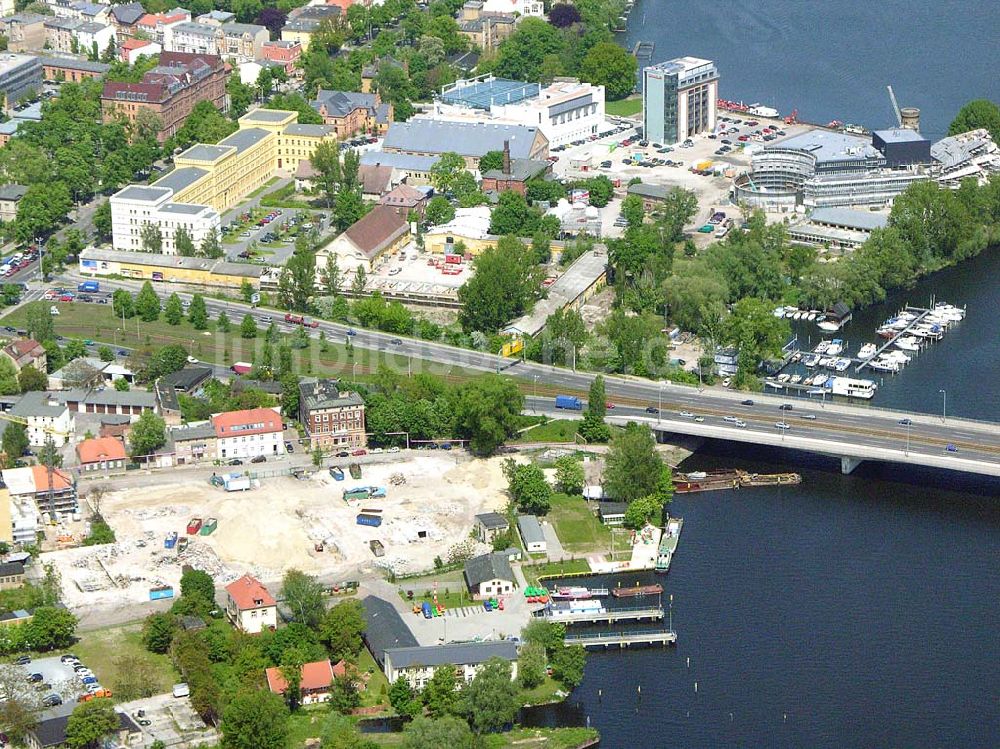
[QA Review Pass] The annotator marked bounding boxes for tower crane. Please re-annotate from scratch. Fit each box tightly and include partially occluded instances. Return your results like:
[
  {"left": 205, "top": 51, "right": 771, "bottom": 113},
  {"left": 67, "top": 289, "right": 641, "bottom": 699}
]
[
  {"left": 886, "top": 85, "right": 903, "bottom": 128},
  {"left": 0, "top": 411, "right": 73, "bottom": 524}
]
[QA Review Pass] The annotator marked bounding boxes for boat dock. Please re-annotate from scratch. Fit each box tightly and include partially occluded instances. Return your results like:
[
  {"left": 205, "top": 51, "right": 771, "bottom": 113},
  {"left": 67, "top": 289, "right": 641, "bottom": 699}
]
[
  {"left": 611, "top": 583, "right": 663, "bottom": 599},
  {"left": 856, "top": 306, "right": 931, "bottom": 373},
  {"left": 674, "top": 470, "right": 802, "bottom": 493},
  {"left": 632, "top": 42, "right": 654, "bottom": 60},
  {"left": 565, "top": 629, "right": 678, "bottom": 649},
  {"left": 655, "top": 516, "right": 683, "bottom": 573},
  {"left": 538, "top": 605, "right": 665, "bottom": 625}
]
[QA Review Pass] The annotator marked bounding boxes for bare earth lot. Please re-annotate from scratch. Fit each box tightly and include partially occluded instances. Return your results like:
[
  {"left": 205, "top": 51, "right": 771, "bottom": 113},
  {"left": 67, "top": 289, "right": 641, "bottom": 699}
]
[{"left": 47, "top": 455, "right": 514, "bottom": 611}]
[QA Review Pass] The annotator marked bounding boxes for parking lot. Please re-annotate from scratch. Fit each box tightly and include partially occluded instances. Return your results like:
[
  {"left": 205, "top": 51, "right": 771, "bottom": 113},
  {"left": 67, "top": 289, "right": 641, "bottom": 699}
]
[
  {"left": 11, "top": 654, "right": 93, "bottom": 710},
  {"left": 221, "top": 206, "right": 330, "bottom": 263},
  {"left": 118, "top": 693, "right": 219, "bottom": 748},
  {"left": 367, "top": 243, "right": 468, "bottom": 302}
]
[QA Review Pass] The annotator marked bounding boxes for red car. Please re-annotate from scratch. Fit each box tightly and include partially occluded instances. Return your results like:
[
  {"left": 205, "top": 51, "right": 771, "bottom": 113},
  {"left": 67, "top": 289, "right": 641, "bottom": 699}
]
[
  {"left": 59, "top": 294, "right": 74, "bottom": 302},
  {"left": 605, "top": 402, "right": 615, "bottom": 409},
  {"left": 351, "top": 449, "right": 367, "bottom": 456}
]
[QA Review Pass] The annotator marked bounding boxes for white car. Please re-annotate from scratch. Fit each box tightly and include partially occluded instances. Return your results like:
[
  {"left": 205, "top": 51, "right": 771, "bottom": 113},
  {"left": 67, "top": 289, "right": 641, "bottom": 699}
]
[
  {"left": 388, "top": 446, "right": 401, "bottom": 453},
  {"left": 734, "top": 419, "right": 747, "bottom": 428},
  {"left": 186, "top": 356, "right": 198, "bottom": 363},
  {"left": 679, "top": 411, "right": 695, "bottom": 418},
  {"left": 775, "top": 422, "right": 790, "bottom": 430},
  {"left": 723, "top": 416, "right": 740, "bottom": 424},
  {"left": 800, "top": 414, "right": 817, "bottom": 420},
  {"left": 694, "top": 416, "right": 705, "bottom": 423},
  {"left": 371, "top": 447, "right": 384, "bottom": 454},
  {"left": 50, "top": 305, "right": 60, "bottom": 316},
  {"left": 172, "top": 683, "right": 190, "bottom": 698}
]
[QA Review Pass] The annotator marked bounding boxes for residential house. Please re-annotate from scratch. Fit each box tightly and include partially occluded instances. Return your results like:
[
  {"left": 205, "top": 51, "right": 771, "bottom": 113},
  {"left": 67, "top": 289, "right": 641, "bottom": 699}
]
[
  {"left": 382, "top": 119, "right": 548, "bottom": 169},
  {"left": 0, "top": 184, "right": 27, "bottom": 222},
  {"left": 75, "top": 21, "right": 115, "bottom": 55},
  {"left": 225, "top": 574, "right": 277, "bottom": 633},
  {"left": 9, "top": 393, "right": 73, "bottom": 447},
  {"left": 195, "top": 10, "right": 235, "bottom": 26},
  {"left": 168, "top": 422, "right": 216, "bottom": 464},
  {"left": 280, "top": 5, "right": 340, "bottom": 50},
  {"left": 220, "top": 22, "right": 267, "bottom": 63},
  {"left": 0, "top": 561, "right": 24, "bottom": 590},
  {"left": 136, "top": 9, "right": 190, "bottom": 47},
  {"left": 76, "top": 436, "right": 127, "bottom": 473},
  {"left": 294, "top": 159, "right": 319, "bottom": 192},
  {"left": 378, "top": 183, "right": 428, "bottom": 218},
  {"left": 265, "top": 659, "right": 348, "bottom": 704},
  {"left": 108, "top": 2, "right": 145, "bottom": 41},
  {"left": 0, "top": 13, "right": 48, "bottom": 52},
  {"left": 481, "top": 156, "right": 551, "bottom": 196},
  {"left": 463, "top": 551, "right": 515, "bottom": 599},
  {"left": 474, "top": 512, "right": 509, "bottom": 544},
  {"left": 297, "top": 378, "right": 366, "bottom": 451},
  {"left": 2, "top": 465, "right": 77, "bottom": 518},
  {"left": 457, "top": 11, "right": 516, "bottom": 51},
  {"left": 43, "top": 18, "right": 82, "bottom": 54},
  {"left": 120, "top": 38, "right": 161, "bottom": 64},
  {"left": 317, "top": 205, "right": 409, "bottom": 274},
  {"left": 169, "top": 21, "right": 220, "bottom": 55},
  {"left": 597, "top": 501, "right": 628, "bottom": 526},
  {"left": 212, "top": 406, "right": 285, "bottom": 461},
  {"left": 383, "top": 641, "right": 518, "bottom": 691},
  {"left": 311, "top": 89, "right": 392, "bottom": 138},
  {"left": 48, "top": 356, "right": 135, "bottom": 390},
  {"left": 516, "top": 514, "right": 546, "bottom": 553},
  {"left": 26, "top": 709, "right": 141, "bottom": 749},
  {"left": 359, "top": 151, "right": 439, "bottom": 187},
  {"left": 261, "top": 39, "right": 301, "bottom": 75},
  {"left": 358, "top": 163, "right": 394, "bottom": 199}
]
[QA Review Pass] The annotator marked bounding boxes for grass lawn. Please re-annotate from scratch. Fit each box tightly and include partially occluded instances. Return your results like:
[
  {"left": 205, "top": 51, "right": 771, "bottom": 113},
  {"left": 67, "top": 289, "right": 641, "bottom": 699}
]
[
  {"left": 547, "top": 493, "right": 611, "bottom": 553},
  {"left": 356, "top": 646, "right": 389, "bottom": 708},
  {"left": 515, "top": 419, "right": 581, "bottom": 444},
  {"left": 519, "top": 675, "right": 566, "bottom": 706},
  {"left": 73, "top": 623, "right": 179, "bottom": 702},
  {"left": 368, "top": 727, "right": 598, "bottom": 748},
  {"left": 605, "top": 97, "right": 642, "bottom": 117},
  {"left": 285, "top": 707, "right": 329, "bottom": 749},
  {"left": 401, "top": 583, "right": 476, "bottom": 611},
  {"left": 522, "top": 559, "right": 593, "bottom": 587}
]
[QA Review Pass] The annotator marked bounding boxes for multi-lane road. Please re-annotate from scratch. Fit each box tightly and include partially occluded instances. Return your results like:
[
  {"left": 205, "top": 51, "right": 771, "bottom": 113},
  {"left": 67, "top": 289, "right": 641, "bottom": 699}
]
[{"left": 48, "top": 273, "right": 1000, "bottom": 477}]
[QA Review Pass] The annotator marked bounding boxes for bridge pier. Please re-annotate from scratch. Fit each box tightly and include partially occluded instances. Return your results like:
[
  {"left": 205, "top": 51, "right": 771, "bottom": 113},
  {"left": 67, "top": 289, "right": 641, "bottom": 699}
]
[{"left": 840, "top": 457, "right": 864, "bottom": 475}]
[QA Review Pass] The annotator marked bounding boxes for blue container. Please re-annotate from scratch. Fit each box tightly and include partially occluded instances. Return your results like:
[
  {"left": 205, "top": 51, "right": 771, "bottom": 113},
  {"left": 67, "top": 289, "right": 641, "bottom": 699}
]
[{"left": 356, "top": 513, "right": 382, "bottom": 527}]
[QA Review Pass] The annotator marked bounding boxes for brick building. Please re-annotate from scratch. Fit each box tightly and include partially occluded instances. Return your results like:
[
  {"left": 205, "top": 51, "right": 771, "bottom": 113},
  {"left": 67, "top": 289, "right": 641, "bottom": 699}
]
[
  {"left": 101, "top": 51, "right": 227, "bottom": 142},
  {"left": 311, "top": 89, "right": 392, "bottom": 138},
  {"left": 298, "top": 378, "right": 366, "bottom": 451}
]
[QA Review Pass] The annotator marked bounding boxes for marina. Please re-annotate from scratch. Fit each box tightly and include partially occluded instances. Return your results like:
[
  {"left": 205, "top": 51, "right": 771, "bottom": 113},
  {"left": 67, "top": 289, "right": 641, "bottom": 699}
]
[{"left": 539, "top": 603, "right": 665, "bottom": 625}]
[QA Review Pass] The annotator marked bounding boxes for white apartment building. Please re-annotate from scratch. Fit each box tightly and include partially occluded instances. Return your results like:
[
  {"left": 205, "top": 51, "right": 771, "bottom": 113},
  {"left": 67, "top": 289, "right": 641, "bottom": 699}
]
[
  {"left": 427, "top": 76, "right": 606, "bottom": 147},
  {"left": 169, "top": 21, "right": 221, "bottom": 55},
  {"left": 110, "top": 185, "right": 220, "bottom": 254},
  {"left": 383, "top": 642, "right": 519, "bottom": 691},
  {"left": 75, "top": 21, "right": 115, "bottom": 55},
  {"left": 9, "top": 392, "right": 76, "bottom": 447},
  {"left": 211, "top": 407, "right": 285, "bottom": 461}
]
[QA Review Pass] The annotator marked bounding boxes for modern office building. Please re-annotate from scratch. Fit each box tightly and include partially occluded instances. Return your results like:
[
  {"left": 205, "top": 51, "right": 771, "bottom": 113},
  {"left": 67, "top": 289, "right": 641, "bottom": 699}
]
[
  {"left": 0, "top": 53, "right": 42, "bottom": 112},
  {"left": 109, "top": 109, "right": 336, "bottom": 252},
  {"left": 642, "top": 56, "right": 719, "bottom": 145}
]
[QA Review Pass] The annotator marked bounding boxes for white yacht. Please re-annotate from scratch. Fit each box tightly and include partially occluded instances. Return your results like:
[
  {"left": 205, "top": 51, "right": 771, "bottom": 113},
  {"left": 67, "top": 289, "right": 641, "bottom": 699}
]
[
  {"left": 895, "top": 336, "right": 920, "bottom": 352},
  {"left": 868, "top": 358, "right": 899, "bottom": 373},
  {"left": 815, "top": 341, "right": 831, "bottom": 354},
  {"left": 826, "top": 339, "right": 844, "bottom": 356},
  {"left": 857, "top": 343, "right": 877, "bottom": 359}
]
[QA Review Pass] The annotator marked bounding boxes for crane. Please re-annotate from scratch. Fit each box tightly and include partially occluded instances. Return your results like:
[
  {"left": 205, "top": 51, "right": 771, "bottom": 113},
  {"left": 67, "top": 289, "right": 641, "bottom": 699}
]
[
  {"left": 0, "top": 411, "right": 73, "bottom": 524},
  {"left": 887, "top": 85, "right": 903, "bottom": 128}
]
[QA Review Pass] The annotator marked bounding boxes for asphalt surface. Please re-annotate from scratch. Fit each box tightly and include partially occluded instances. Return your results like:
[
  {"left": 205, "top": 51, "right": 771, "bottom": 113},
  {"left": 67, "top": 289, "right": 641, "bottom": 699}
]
[{"left": 51, "top": 274, "right": 1000, "bottom": 475}]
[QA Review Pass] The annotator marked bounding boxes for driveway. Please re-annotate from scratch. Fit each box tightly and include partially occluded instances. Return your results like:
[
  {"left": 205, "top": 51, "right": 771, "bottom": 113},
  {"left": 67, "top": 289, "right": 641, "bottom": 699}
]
[{"left": 541, "top": 520, "right": 566, "bottom": 560}]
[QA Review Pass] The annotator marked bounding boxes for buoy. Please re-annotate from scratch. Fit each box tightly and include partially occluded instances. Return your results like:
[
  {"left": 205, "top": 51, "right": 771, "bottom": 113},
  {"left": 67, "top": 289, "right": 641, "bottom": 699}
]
[
  {"left": 686, "top": 656, "right": 690, "bottom": 668},
  {"left": 694, "top": 681, "right": 698, "bottom": 693}
]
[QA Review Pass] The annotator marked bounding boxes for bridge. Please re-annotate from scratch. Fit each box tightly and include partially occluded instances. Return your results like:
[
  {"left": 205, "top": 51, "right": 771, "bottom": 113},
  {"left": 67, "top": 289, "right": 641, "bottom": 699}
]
[{"left": 53, "top": 276, "right": 1000, "bottom": 478}]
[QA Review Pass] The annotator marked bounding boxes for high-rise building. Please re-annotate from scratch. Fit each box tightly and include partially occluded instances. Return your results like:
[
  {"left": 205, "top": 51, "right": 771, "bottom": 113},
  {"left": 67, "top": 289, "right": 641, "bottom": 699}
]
[{"left": 642, "top": 57, "right": 719, "bottom": 144}]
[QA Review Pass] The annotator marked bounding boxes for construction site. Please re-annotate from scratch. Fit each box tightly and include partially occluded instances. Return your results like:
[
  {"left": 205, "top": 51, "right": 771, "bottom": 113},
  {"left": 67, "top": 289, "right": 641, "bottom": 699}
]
[{"left": 45, "top": 454, "right": 516, "bottom": 610}]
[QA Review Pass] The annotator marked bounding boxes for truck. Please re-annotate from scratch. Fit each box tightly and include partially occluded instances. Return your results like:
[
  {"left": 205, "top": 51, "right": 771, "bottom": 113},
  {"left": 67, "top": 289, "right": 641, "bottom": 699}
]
[
  {"left": 356, "top": 513, "right": 382, "bottom": 528},
  {"left": 231, "top": 362, "right": 252, "bottom": 376},
  {"left": 284, "top": 313, "right": 304, "bottom": 325},
  {"left": 223, "top": 474, "right": 251, "bottom": 492},
  {"left": 200, "top": 518, "right": 218, "bottom": 535},
  {"left": 555, "top": 395, "right": 583, "bottom": 410},
  {"left": 77, "top": 281, "right": 99, "bottom": 293}
]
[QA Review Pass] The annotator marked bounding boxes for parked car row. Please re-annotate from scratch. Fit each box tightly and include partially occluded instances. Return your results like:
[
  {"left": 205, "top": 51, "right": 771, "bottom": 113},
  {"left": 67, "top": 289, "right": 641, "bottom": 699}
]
[{"left": 1, "top": 248, "right": 37, "bottom": 277}]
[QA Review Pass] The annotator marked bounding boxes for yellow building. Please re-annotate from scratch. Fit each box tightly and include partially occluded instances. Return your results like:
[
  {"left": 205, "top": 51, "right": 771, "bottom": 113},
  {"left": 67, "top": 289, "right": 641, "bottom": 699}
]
[
  {"left": 423, "top": 206, "right": 498, "bottom": 255},
  {"left": 110, "top": 109, "right": 337, "bottom": 253},
  {"left": 0, "top": 486, "right": 12, "bottom": 546},
  {"left": 79, "top": 248, "right": 276, "bottom": 289}
]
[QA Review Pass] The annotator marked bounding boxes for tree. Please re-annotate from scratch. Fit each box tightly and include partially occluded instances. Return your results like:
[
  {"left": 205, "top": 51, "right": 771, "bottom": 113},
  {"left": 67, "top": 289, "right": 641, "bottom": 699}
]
[
  {"left": 175, "top": 226, "right": 196, "bottom": 257},
  {"left": 217, "top": 311, "right": 231, "bottom": 332},
  {"left": 320, "top": 713, "right": 378, "bottom": 749},
  {"left": 328, "top": 672, "right": 361, "bottom": 714},
  {"left": 0, "top": 664, "right": 40, "bottom": 745},
  {"left": 553, "top": 455, "right": 585, "bottom": 495},
  {"left": 14, "top": 182, "right": 72, "bottom": 243},
  {"left": 142, "top": 612, "right": 178, "bottom": 654},
  {"left": 220, "top": 690, "right": 289, "bottom": 749},
  {"left": 495, "top": 18, "right": 567, "bottom": 82},
  {"left": 550, "top": 644, "right": 586, "bottom": 688},
  {"left": 458, "top": 236, "right": 542, "bottom": 332},
  {"left": 502, "top": 459, "right": 551, "bottom": 515},
  {"left": 517, "top": 642, "right": 546, "bottom": 689},
  {"left": 351, "top": 266, "right": 367, "bottom": 296},
  {"left": 319, "top": 599, "right": 365, "bottom": 660},
  {"left": 600, "top": 308, "right": 666, "bottom": 375},
  {"left": 111, "top": 652, "right": 162, "bottom": 701},
  {"left": 402, "top": 716, "right": 474, "bottom": 748},
  {"left": 135, "top": 281, "right": 161, "bottom": 321},
  {"left": 320, "top": 254, "right": 342, "bottom": 295},
  {"left": 452, "top": 375, "right": 524, "bottom": 456},
  {"left": 579, "top": 42, "right": 637, "bottom": 100},
  {"left": 276, "top": 250, "right": 316, "bottom": 313},
  {"left": 723, "top": 297, "right": 791, "bottom": 371},
  {"left": 425, "top": 196, "right": 455, "bottom": 226},
  {"left": 129, "top": 410, "right": 167, "bottom": 458},
  {"left": 92, "top": 199, "right": 112, "bottom": 241},
  {"left": 523, "top": 619, "right": 565, "bottom": 655},
  {"left": 0, "top": 356, "right": 18, "bottom": 398},
  {"left": 548, "top": 2, "right": 581, "bottom": 27},
  {"left": 578, "top": 375, "right": 611, "bottom": 442},
  {"left": 26, "top": 606, "right": 77, "bottom": 651},
  {"left": 489, "top": 190, "right": 535, "bottom": 236},
  {"left": 603, "top": 422, "right": 664, "bottom": 502},
  {"left": 429, "top": 152, "right": 466, "bottom": 195},
  {"left": 422, "top": 664, "right": 460, "bottom": 718},
  {"left": 150, "top": 344, "right": 188, "bottom": 378},
  {"left": 623, "top": 493, "right": 663, "bottom": 529},
  {"left": 180, "top": 568, "right": 216, "bottom": 608},
  {"left": 541, "top": 307, "right": 587, "bottom": 366},
  {"left": 112, "top": 289, "right": 134, "bottom": 319},
  {"left": 201, "top": 231, "right": 223, "bottom": 258},
  {"left": 279, "top": 646, "right": 306, "bottom": 709},
  {"left": 65, "top": 699, "right": 118, "bottom": 748},
  {"left": 949, "top": 98, "right": 1000, "bottom": 142},
  {"left": 17, "top": 364, "right": 47, "bottom": 393},
  {"left": 164, "top": 292, "right": 183, "bottom": 325},
  {"left": 188, "top": 294, "right": 208, "bottom": 330},
  {"left": 311, "top": 141, "right": 341, "bottom": 207},
  {"left": 175, "top": 100, "right": 237, "bottom": 149},
  {"left": 241, "top": 314, "right": 258, "bottom": 339},
  {"left": 388, "top": 676, "right": 414, "bottom": 715},
  {"left": 25, "top": 304, "right": 55, "bottom": 343},
  {"left": 64, "top": 339, "right": 86, "bottom": 362},
  {"left": 281, "top": 569, "right": 326, "bottom": 629},
  {"left": 478, "top": 150, "right": 505, "bottom": 173},
  {"left": 140, "top": 222, "right": 162, "bottom": 253},
  {"left": 2, "top": 420, "right": 28, "bottom": 465},
  {"left": 463, "top": 657, "right": 518, "bottom": 734}
]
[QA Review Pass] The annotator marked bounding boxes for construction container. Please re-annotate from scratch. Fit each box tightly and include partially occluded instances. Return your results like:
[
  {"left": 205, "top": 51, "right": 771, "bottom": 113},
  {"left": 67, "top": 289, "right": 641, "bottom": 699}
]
[
  {"left": 200, "top": 518, "right": 217, "bottom": 535},
  {"left": 163, "top": 532, "right": 178, "bottom": 549},
  {"left": 349, "top": 463, "right": 362, "bottom": 480},
  {"left": 369, "top": 540, "right": 385, "bottom": 557},
  {"left": 330, "top": 466, "right": 344, "bottom": 481},
  {"left": 343, "top": 487, "right": 370, "bottom": 501},
  {"left": 356, "top": 513, "right": 382, "bottom": 528},
  {"left": 186, "top": 518, "right": 202, "bottom": 535},
  {"left": 149, "top": 586, "right": 174, "bottom": 601}
]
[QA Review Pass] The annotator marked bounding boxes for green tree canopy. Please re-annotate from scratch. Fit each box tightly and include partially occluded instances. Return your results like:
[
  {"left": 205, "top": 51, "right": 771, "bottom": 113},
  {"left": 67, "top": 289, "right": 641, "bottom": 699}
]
[
  {"left": 402, "top": 716, "right": 474, "bottom": 748},
  {"left": 135, "top": 281, "right": 161, "bottom": 321},
  {"left": 579, "top": 42, "right": 637, "bottom": 100},
  {"left": 129, "top": 410, "right": 167, "bottom": 458},
  {"left": 603, "top": 422, "right": 664, "bottom": 502},
  {"left": 502, "top": 459, "right": 551, "bottom": 515},
  {"left": 220, "top": 690, "right": 289, "bottom": 749},
  {"left": 948, "top": 98, "right": 1000, "bottom": 142},
  {"left": 452, "top": 375, "right": 524, "bottom": 456},
  {"left": 65, "top": 698, "right": 118, "bottom": 749},
  {"left": 319, "top": 599, "right": 365, "bottom": 661},
  {"left": 281, "top": 569, "right": 326, "bottom": 629},
  {"left": 458, "top": 236, "right": 542, "bottom": 332},
  {"left": 462, "top": 657, "right": 518, "bottom": 734}
]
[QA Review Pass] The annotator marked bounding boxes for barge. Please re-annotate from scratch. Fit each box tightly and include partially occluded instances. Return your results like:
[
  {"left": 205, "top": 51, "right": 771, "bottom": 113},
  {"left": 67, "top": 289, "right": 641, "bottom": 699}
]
[
  {"left": 612, "top": 584, "right": 664, "bottom": 599},
  {"left": 655, "top": 516, "right": 684, "bottom": 573}
]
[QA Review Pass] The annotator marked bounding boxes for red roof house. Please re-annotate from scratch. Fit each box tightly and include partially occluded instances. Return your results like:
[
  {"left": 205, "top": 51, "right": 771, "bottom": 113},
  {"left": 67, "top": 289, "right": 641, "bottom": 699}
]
[
  {"left": 224, "top": 574, "right": 277, "bottom": 633},
  {"left": 265, "top": 659, "right": 348, "bottom": 704}
]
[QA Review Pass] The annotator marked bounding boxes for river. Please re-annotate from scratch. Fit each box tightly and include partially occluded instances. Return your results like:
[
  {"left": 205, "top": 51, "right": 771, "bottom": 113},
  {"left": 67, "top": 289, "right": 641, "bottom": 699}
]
[
  {"left": 521, "top": 249, "right": 1000, "bottom": 746},
  {"left": 621, "top": 0, "right": 1000, "bottom": 139}
]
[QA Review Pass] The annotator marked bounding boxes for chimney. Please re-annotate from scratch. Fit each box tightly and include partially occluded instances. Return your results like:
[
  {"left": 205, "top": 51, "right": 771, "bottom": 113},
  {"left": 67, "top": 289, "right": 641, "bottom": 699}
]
[{"left": 502, "top": 140, "right": 511, "bottom": 174}]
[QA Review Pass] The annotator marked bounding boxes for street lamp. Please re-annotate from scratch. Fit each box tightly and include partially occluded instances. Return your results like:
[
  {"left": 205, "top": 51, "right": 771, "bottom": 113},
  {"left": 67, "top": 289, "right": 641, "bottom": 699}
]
[
  {"left": 657, "top": 385, "right": 663, "bottom": 423},
  {"left": 939, "top": 389, "right": 947, "bottom": 422},
  {"left": 533, "top": 375, "right": 539, "bottom": 401},
  {"left": 352, "top": 362, "right": 360, "bottom": 378}
]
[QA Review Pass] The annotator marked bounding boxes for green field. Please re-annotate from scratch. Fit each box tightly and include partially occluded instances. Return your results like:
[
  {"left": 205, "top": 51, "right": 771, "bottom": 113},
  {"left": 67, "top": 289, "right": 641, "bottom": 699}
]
[
  {"left": 605, "top": 98, "right": 642, "bottom": 117},
  {"left": 515, "top": 419, "right": 582, "bottom": 444},
  {"left": 73, "top": 623, "right": 179, "bottom": 702},
  {"left": 547, "top": 493, "right": 611, "bottom": 553},
  {"left": 522, "top": 558, "right": 593, "bottom": 587}
]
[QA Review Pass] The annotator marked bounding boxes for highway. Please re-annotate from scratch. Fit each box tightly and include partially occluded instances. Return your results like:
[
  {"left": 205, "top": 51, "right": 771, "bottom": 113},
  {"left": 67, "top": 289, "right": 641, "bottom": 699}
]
[{"left": 45, "top": 274, "right": 1000, "bottom": 477}]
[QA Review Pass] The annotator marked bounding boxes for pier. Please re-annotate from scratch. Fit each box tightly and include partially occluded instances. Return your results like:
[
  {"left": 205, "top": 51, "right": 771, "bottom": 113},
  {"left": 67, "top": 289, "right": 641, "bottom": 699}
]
[
  {"left": 565, "top": 629, "right": 678, "bottom": 648},
  {"left": 538, "top": 606, "right": 665, "bottom": 625},
  {"left": 855, "top": 306, "right": 931, "bottom": 373},
  {"left": 632, "top": 42, "right": 654, "bottom": 61}
]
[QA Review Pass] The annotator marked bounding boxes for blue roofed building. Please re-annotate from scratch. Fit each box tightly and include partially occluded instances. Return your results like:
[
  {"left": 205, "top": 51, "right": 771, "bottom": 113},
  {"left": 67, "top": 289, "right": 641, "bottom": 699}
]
[{"left": 382, "top": 119, "right": 548, "bottom": 169}]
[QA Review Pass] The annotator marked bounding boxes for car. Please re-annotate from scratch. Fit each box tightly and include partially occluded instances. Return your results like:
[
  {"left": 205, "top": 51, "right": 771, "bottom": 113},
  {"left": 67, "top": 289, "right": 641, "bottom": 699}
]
[
  {"left": 898, "top": 418, "right": 912, "bottom": 426},
  {"left": 734, "top": 419, "right": 747, "bottom": 428},
  {"left": 346, "top": 328, "right": 357, "bottom": 336},
  {"left": 800, "top": 414, "right": 817, "bottom": 420},
  {"left": 390, "top": 338, "right": 402, "bottom": 345},
  {"left": 59, "top": 294, "right": 73, "bottom": 302},
  {"left": 251, "top": 455, "right": 266, "bottom": 464},
  {"left": 227, "top": 459, "right": 243, "bottom": 466},
  {"left": 73, "top": 664, "right": 90, "bottom": 673},
  {"left": 779, "top": 403, "right": 794, "bottom": 410},
  {"left": 679, "top": 411, "right": 695, "bottom": 418},
  {"left": 14, "top": 655, "right": 30, "bottom": 665},
  {"left": 388, "top": 446, "right": 401, "bottom": 453},
  {"left": 186, "top": 356, "right": 198, "bottom": 363},
  {"left": 946, "top": 444, "right": 959, "bottom": 453},
  {"left": 645, "top": 406, "right": 659, "bottom": 414},
  {"left": 694, "top": 416, "right": 705, "bottom": 423},
  {"left": 723, "top": 416, "right": 740, "bottom": 424},
  {"left": 352, "top": 449, "right": 367, "bottom": 456},
  {"left": 42, "top": 694, "right": 62, "bottom": 707},
  {"left": 284, "top": 441, "right": 294, "bottom": 452},
  {"left": 605, "top": 402, "right": 615, "bottom": 409},
  {"left": 116, "top": 349, "right": 128, "bottom": 357},
  {"left": 440, "top": 442, "right": 452, "bottom": 450},
  {"left": 59, "top": 654, "right": 78, "bottom": 663},
  {"left": 27, "top": 673, "right": 43, "bottom": 683},
  {"left": 137, "top": 719, "right": 151, "bottom": 727},
  {"left": 371, "top": 447, "right": 383, "bottom": 454},
  {"left": 261, "top": 315, "right": 272, "bottom": 323},
  {"left": 741, "top": 399, "right": 754, "bottom": 406},
  {"left": 172, "top": 683, "right": 190, "bottom": 698},
  {"left": 775, "top": 422, "right": 790, "bottom": 430}
]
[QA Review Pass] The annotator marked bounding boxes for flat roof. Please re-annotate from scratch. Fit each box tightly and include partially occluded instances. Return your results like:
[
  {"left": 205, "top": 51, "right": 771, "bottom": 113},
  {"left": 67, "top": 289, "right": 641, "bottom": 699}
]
[
  {"left": 159, "top": 202, "right": 212, "bottom": 215},
  {"left": 152, "top": 166, "right": 209, "bottom": 193},
  {"left": 383, "top": 120, "right": 541, "bottom": 159},
  {"left": 768, "top": 129, "right": 880, "bottom": 163},
  {"left": 81, "top": 247, "right": 262, "bottom": 278},
  {"left": 240, "top": 108, "right": 293, "bottom": 123},
  {"left": 516, "top": 514, "right": 545, "bottom": 544},
  {"left": 178, "top": 144, "right": 231, "bottom": 163},
  {"left": 808, "top": 207, "right": 889, "bottom": 232},
  {"left": 440, "top": 77, "right": 540, "bottom": 110},
  {"left": 113, "top": 185, "right": 172, "bottom": 203},
  {"left": 873, "top": 128, "right": 926, "bottom": 143},
  {"left": 284, "top": 123, "right": 334, "bottom": 136},
  {"left": 218, "top": 126, "right": 271, "bottom": 154}
]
